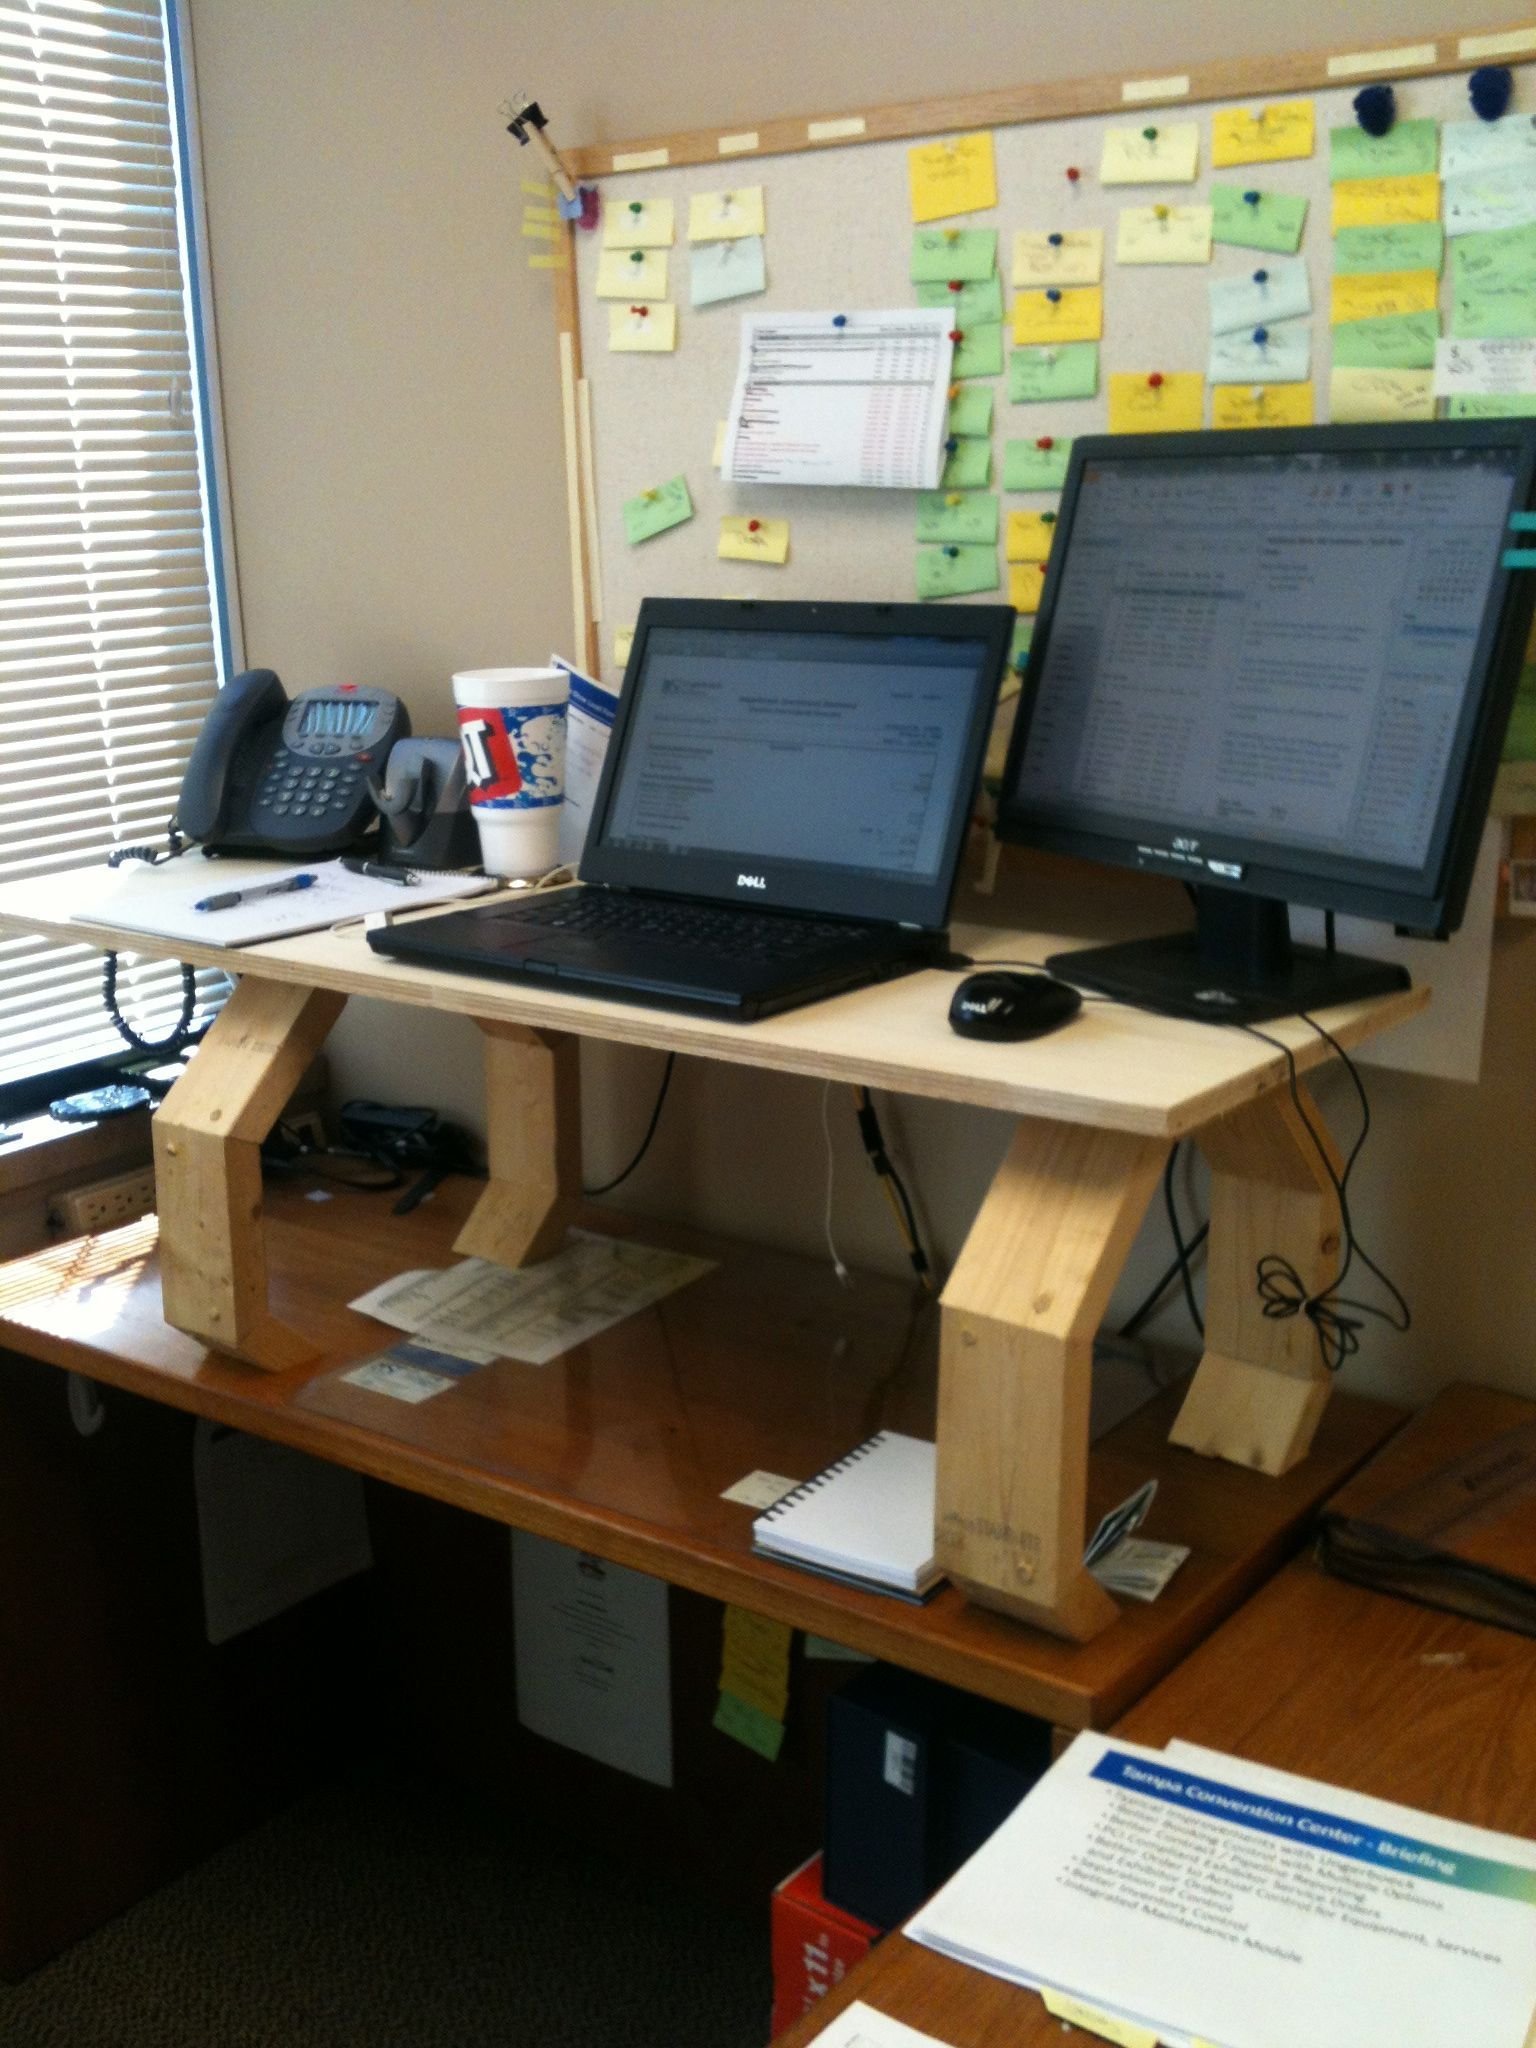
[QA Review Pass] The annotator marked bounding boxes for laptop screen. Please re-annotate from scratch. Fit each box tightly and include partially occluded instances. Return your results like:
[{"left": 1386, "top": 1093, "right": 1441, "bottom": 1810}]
[{"left": 581, "top": 600, "right": 1013, "bottom": 929}]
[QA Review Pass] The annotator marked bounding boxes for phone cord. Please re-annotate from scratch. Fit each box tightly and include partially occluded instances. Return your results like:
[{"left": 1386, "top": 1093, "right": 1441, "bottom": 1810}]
[{"left": 102, "top": 816, "right": 199, "bottom": 1056}]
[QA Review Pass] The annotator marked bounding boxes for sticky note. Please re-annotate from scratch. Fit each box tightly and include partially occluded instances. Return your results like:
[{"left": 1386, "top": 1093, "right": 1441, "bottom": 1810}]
[
  {"left": 713, "top": 1690, "right": 784, "bottom": 1761},
  {"left": 908, "top": 131, "right": 997, "bottom": 224},
  {"left": 720, "top": 1608, "right": 792, "bottom": 1717},
  {"left": 687, "top": 185, "right": 765, "bottom": 241},
  {"left": 911, "top": 226, "right": 998, "bottom": 283},
  {"left": 1444, "top": 165, "right": 1536, "bottom": 238},
  {"left": 596, "top": 247, "right": 668, "bottom": 299},
  {"left": 1331, "top": 269, "right": 1438, "bottom": 323},
  {"left": 1332, "top": 310, "right": 1440, "bottom": 369},
  {"left": 690, "top": 236, "right": 766, "bottom": 307},
  {"left": 1209, "top": 255, "right": 1310, "bottom": 333},
  {"left": 608, "top": 301, "right": 677, "bottom": 351},
  {"left": 1442, "top": 113, "right": 1536, "bottom": 182},
  {"left": 1009, "top": 560, "right": 1047, "bottom": 612},
  {"left": 1009, "top": 341, "right": 1099, "bottom": 403},
  {"left": 1453, "top": 222, "right": 1536, "bottom": 291},
  {"left": 1012, "top": 229, "right": 1104, "bottom": 287},
  {"left": 1454, "top": 277, "right": 1536, "bottom": 340},
  {"left": 527, "top": 250, "right": 568, "bottom": 272},
  {"left": 1210, "top": 99, "right": 1315, "bottom": 167},
  {"left": 1005, "top": 509, "right": 1057, "bottom": 562},
  {"left": 613, "top": 627, "right": 635, "bottom": 667},
  {"left": 1329, "top": 366, "right": 1435, "bottom": 422},
  {"left": 1040, "top": 1989, "right": 1159, "bottom": 2048},
  {"left": 916, "top": 490, "right": 999, "bottom": 543},
  {"left": 941, "top": 438, "right": 992, "bottom": 489},
  {"left": 1116, "top": 206, "right": 1213, "bottom": 265},
  {"left": 1211, "top": 383, "right": 1315, "bottom": 428},
  {"left": 1003, "top": 437, "right": 1072, "bottom": 490},
  {"left": 1448, "top": 392, "right": 1536, "bottom": 418},
  {"left": 947, "top": 386, "right": 994, "bottom": 437},
  {"left": 916, "top": 275, "right": 1004, "bottom": 324},
  {"left": 602, "top": 197, "right": 675, "bottom": 249},
  {"left": 1013, "top": 287, "right": 1102, "bottom": 345},
  {"left": 1435, "top": 337, "right": 1536, "bottom": 400},
  {"left": 1210, "top": 185, "right": 1308, "bottom": 255},
  {"left": 1100, "top": 122, "right": 1200, "bottom": 185},
  {"left": 1330, "top": 117, "right": 1440, "bottom": 183},
  {"left": 952, "top": 322, "right": 1004, "bottom": 378},
  {"left": 917, "top": 544, "right": 998, "bottom": 599},
  {"left": 1108, "top": 372, "right": 1205, "bottom": 433},
  {"left": 719, "top": 515, "right": 789, "bottom": 564},
  {"left": 1009, "top": 618, "right": 1033, "bottom": 669},
  {"left": 521, "top": 218, "right": 559, "bottom": 241},
  {"left": 1207, "top": 322, "right": 1310, "bottom": 385},
  {"left": 1334, "top": 222, "right": 1444, "bottom": 275},
  {"left": 622, "top": 475, "right": 693, "bottom": 544},
  {"left": 1332, "top": 174, "right": 1440, "bottom": 231}
]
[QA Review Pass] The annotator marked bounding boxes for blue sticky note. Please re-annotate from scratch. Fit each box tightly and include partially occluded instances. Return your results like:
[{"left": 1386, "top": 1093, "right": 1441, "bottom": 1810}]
[{"left": 690, "top": 235, "right": 766, "bottom": 307}]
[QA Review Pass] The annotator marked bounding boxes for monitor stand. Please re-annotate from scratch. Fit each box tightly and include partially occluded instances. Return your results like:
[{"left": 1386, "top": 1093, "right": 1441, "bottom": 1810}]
[{"left": 1046, "top": 888, "right": 1412, "bottom": 1025}]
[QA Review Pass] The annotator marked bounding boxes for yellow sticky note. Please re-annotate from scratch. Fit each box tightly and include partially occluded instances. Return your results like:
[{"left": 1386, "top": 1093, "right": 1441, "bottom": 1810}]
[
  {"left": 1040, "top": 1989, "right": 1159, "bottom": 2048},
  {"left": 1009, "top": 561, "right": 1047, "bottom": 613},
  {"left": 1012, "top": 229, "right": 1103, "bottom": 287},
  {"left": 1100, "top": 122, "right": 1200, "bottom": 185},
  {"left": 521, "top": 177, "right": 555, "bottom": 198},
  {"left": 1115, "top": 205, "right": 1213, "bottom": 265},
  {"left": 1329, "top": 366, "right": 1435, "bottom": 422},
  {"left": 1108, "top": 372, "right": 1205, "bottom": 433},
  {"left": 603, "top": 196, "right": 676, "bottom": 249},
  {"left": 613, "top": 627, "right": 635, "bottom": 667},
  {"left": 608, "top": 301, "right": 677, "bottom": 352},
  {"left": 595, "top": 248, "right": 668, "bottom": 299},
  {"left": 1012, "top": 286, "right": 1103, "bottom": 345},
  {"left": 1331, "top": 173, "right": 1440, "bottom": 231},
  {"left": 1005, "top": 510, "right": 1057, "bottom": 562},
  {"left": 721, "top": 1608, "right": 792, "bottom": 1717},
  {"left": 1330, "top": 269, "right": 1439, "bottom": 323},
  {"left": 527, "top": 251, "right": 569, "bottom": 271},
  {"left": 909, "top": 131, "right": 997, "bottom": 224},
  {"left": 719, "top": 515, "right": 790, "bottom": 564},
  {"left": 1212, "top": 382, "right": 1315, "bottom": 428},
  {"left": 521, "top": 218, "right": 560, "bottom": 241},
  {"left": 687, "top": 185, "right": 766, "bottom": 241},
  {"left": 1210, "top": 99, "right": 1316, "bottom": 167}
]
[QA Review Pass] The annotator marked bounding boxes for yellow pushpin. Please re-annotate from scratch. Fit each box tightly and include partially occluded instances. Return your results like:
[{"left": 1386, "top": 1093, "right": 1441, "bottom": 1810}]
[
  {"left": 945, "top": 492, "right": 963, "bottom": 506},
  {"left": 1154, "top": 203, "right": 1170, "bottom": 221}
]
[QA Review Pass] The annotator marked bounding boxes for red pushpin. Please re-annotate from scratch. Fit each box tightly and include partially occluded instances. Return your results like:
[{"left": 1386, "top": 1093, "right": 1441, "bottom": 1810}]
[
  {"left": 630, "top": 304, "right": 649, "bottom": 317},
  {"left": 948, "top": 382, "right": 960, "bottom": 398},
  {"left": 1066, "top": 165, "right": 1082, "bottom": 183},
  {"left": 948, "top": 328, "right": 963, "bottom": 342},
  {"left": 747, "top": 518, "right": 762, "bottom": 533},
  {"left": 947, "top": 279, "right": 963, "bottom": 293},
  {"left": 1036, "top": 435, "right": 1055, "bottom": 450},
  {"left": 1148, "top": 371, "right": 1164, "bottom": 388}
]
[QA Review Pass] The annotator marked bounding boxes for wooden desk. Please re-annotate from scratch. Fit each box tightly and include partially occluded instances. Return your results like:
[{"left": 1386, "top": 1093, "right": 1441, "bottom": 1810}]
[
  {"left": 0, "top": 859, "right": 1425, "bottom": 1642},
  {"left": 773, "top": 1559, "right": 1536, "bottom": 2045},
  {"left": 0, "top": 1178, "right": 1400, "bottom": 1730}
]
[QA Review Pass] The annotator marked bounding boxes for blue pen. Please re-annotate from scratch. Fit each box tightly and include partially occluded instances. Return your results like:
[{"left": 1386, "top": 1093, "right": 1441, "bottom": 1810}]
[{"left": 195, "top": 873, "right": 317, "bottom": 913}]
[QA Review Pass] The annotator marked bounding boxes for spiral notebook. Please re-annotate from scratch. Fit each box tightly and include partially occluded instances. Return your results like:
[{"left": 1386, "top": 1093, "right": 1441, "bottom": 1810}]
[{"left": 751, "top": 1431, "right": 941, "bottom": 1603}]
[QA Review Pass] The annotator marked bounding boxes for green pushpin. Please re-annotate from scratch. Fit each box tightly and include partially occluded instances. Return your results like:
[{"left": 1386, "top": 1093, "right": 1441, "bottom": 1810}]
[
  {"left": 1142, "top": 126, "right": 1158, "bottom": 141},
  {"left": 629, "top": 249, "right": 644, "bottom": 262},
  {"left": 628, "top": 200, "right": 643, "bottom": 215}
]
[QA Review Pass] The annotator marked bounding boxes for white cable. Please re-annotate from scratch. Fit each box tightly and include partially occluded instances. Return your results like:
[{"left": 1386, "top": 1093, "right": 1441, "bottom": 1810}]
[{"left": 821, "top": 1080, "right": 852, "bottom": 1288}]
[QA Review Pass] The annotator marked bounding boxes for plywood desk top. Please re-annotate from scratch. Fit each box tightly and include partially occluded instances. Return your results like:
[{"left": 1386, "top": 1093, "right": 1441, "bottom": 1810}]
[{"left": 0, "top": 863, "right": 1427, "bottom": 1137}]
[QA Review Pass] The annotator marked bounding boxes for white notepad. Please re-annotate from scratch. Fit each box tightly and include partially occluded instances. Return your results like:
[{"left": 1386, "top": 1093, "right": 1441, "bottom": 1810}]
[{"left": 751, "top": 1431, "right": 940, "bottom": 1602}]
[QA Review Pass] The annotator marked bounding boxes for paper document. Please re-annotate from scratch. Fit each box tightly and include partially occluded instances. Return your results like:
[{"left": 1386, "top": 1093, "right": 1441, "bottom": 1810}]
[
  {"left": 907, "top": 1732, "right": 1536, "bottom": 2048},
  {"left": 78, "top": 855, "right": 495, "bottom": 947},
  {"left": 349, "top": 1229, "right": 715, "bottom": 1366},
  {"left": 551, "top": 656, "right": 617, "bottom": 866},
  {"left": 807, "top": 2003, "right": 955, "bottom": 2047},
  {"left": 722, "top": 311, "right": 955, "bottom": 489}
]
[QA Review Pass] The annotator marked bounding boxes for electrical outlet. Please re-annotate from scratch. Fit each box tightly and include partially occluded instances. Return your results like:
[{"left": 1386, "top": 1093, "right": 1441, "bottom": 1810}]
[{"left": 56, "top": 1167, "right": 158, "bottom": 1237}]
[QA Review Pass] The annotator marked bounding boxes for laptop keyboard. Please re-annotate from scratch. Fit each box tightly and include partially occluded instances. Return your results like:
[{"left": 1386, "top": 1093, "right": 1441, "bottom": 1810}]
[{"left": 499, "top": 891, "right": 869, "bottom": 961}]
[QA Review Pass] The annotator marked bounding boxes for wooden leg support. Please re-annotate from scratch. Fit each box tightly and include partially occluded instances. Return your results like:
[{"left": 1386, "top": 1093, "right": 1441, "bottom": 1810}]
[
  {"left": 153, "top": 977, "right": 346, "bottom": 1371},
  {"left": 936, "top": 1117, "right": 1168, "bottom": 1643},
  {"left": 1170, "top": 1084, "right": 1343, "bottom": 1476},
  {"left": 453, "top": 1021, "right": 582, "bottom": 1267}
]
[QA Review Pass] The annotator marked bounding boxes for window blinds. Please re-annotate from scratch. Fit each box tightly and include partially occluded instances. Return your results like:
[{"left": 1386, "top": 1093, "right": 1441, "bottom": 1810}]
[{"left": 0, "top": 0, "right": 226, "bottom": 1086}]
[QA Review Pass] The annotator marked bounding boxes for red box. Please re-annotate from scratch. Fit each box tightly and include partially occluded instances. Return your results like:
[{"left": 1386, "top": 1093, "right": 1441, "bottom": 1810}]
[{"left": 770, "top": 1851, "right": 880, "bottom": 2038}]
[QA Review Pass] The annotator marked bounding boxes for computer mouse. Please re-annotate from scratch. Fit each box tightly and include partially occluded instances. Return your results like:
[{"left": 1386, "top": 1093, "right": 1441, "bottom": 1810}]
[{"left": 948, "top": 970, "right": 1082, "bottom": 1041}]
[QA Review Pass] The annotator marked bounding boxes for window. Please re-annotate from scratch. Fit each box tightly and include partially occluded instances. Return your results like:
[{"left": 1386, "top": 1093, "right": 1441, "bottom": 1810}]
[{"left": 0, "top": 0, "right": 232, "bottom": 1088}]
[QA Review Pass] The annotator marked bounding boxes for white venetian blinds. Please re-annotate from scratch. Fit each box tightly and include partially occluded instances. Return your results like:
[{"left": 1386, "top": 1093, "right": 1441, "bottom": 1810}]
[{"left": 0, "top": 0, "right": 225, "bottom": 1084}]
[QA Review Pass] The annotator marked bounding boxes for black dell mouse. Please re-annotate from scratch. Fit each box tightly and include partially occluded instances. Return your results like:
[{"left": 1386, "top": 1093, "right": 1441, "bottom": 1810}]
[{"left": 948, "top": 970, "right": 1082, "bottom": 1041}]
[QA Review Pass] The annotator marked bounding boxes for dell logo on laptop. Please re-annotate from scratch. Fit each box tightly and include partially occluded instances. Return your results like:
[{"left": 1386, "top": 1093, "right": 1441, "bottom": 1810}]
[{"left": 736, "top": 873, "right": 767, "bottom": 890}]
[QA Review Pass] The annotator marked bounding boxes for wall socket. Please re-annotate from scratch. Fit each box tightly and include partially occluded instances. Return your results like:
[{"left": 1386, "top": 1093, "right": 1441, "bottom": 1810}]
[{"left": 55, "top": 1167, "right": 158, "bottom": 1237}]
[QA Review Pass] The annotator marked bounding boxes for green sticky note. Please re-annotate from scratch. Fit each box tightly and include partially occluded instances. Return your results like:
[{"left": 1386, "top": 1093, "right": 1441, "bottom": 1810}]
[
  {"left": 941, "top": 437, "right": 992, "bottom": 488},
  {"left": 916, "top": 275, "right": 1004, "bottom": 324},
  {"left": 916, "top": 544, "right": 999, "bottom": 600},
  {"left": 1009, "top": 342, "right": 1099, "bottom": 404},
  {"left": 622, "top": 474, "right": 693, "bottom": 545},
  {"left": 1329, "top": 117, "right": 1439, "bottom": 183},
  {"left": 1009, "top": 619, "right": 1034, "bottom": 671},
  {"left": 1331, "top": 310, "right": 1440, "bottom": 369},
  {"left": 947, "top": 386, "right": 994, "bottom": 437},
  {"left": 952, "top": 322, "right": 1004, "bottom": 379},
  {"left": 911, "top": 226, "right": 997, "bottom": 283},
  {"left": 915, "top": 490, "right": 998, "bottom": 543},
  {"left": 1453, "top": 222, "right": 1536, "bottom": 292},
  {"left": 1210, "top": 184, "right": 1308, "bottom": 254},
  {"left": 713, "top": 1690, "right": 785, "bottom": 1761},
  {"left": 1449, "top": 393, "right": 1536, "bottom": 418},
  {"left": 1334, "top": 222, "right": 1444, "bottom": 275},
  {"left": 1512, "top": 514, "right": 1536, "bottom": 530},
  {"left": 1453, "top": 279, "right": 1536, "bottom": 341},
  {"left": 1003, "top": 437, "right": 1072, "bottom": 491},
  {"left": 1504, "top": 549, "right": 1536, "bottom": 569}
]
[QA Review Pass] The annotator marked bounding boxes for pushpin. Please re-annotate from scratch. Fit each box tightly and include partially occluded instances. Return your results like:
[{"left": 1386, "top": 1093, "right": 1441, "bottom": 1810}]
[
  {"left": 1250, "top": 384, "right": 1267, "bottom": 404},
  {"left": 1253, "top": 326, "right": 1269, "bottom": 346},
  {"left": 747, "top": 518, "right": 762, "bottom": 533},
  {"left": 1042, "top": 511, "right": 1057, "bottom": 525},
  {"left": 1253, "top": 267, "right": 1269, "bottom": 285},
  {"left": 1154, "top": 204, "right": 1170, "bottom": 221},
  {"left": 945, "top": 492, "right": 963, "bottom": 506},
  {"left": 1048, "top": 232, "right": 1064, "bottom": 246},
  {"left": 947, "top": 279, "right": 963, "bottom": 293},
  {"left": 1148, "top": 371, "right": 1164, "bottom": 388},
  {"left": 642, "top": 489, "right": 658, "bottom": 501},
  {"left": 1142, "top": 126, "right": 1158, "bottom": 142},
  {"left": 948, "top": 382, "right": 960, "bottom": 398},
  {"left": 943, "top": 546, "right": 960, "bottom": 559},
  {"left": 1065, "top": 165, "right": 1082, "bottom": 184},
  {"left": 948, "top": 328, "right": 964, "bottom": 343},
  {"left": 628, "top": 201, "right": 644, "bottom": 215},
  {"left": 944, "top": 228, "right": 961, "bottom": 243},
  {"left": 1243, "top": 189, "right": 1261, "bottom": 207},
  {"left": 945, "top": 436, "right": 959, "bottom": 452},
  {"left": 630, "top": 304, "right": 649, "bottom": 317},
  {"left": 1036, "top": 435, "right": 1055, "bottom": 450},
  {"left": 832, "top": 313, "right": 847, "bottom": 327},
  {"left": 1046, "top": 288, "right": 1062, "bottom": 304},
  {"left": 629, "top": 249, "right": 645, "bottom": 263}
]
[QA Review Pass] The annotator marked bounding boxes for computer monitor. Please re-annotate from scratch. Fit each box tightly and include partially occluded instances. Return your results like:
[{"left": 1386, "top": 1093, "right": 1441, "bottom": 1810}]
[{"left": 994, "top": 420, "right": 1536, "bottom": 1021}]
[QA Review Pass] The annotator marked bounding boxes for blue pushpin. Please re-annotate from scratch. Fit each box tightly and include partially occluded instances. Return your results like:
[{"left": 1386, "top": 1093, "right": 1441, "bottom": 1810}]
[
  {"left": 1253, "top": 268, "right": 1269, "bottom": 285},
  {"left": 1253, "top": 325, "right": 1269, "bottom": 345},
  {"left": 832, "top": 313, "right": 847, "bottom": 328},
  {"left": 1048, "top": 231, "right": 1064, "bottom": 246},
  {"left": 943, "top": 546, "right": 959, "bottom": 559},
  {"left": 1243, "top": 189, "right": 1261, "bottom": 207},
  {"left": 1046, "top": 287, "right": 1062, "bottom": 303},
  {"left": 945, "top": 435, "right": 959, "bottom": 452}
]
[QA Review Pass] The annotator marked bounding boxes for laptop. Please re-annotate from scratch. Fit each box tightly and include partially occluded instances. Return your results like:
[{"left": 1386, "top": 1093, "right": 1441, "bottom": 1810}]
[{"left": 369, "top": 598, "right": 1013, "bottom": 1020}]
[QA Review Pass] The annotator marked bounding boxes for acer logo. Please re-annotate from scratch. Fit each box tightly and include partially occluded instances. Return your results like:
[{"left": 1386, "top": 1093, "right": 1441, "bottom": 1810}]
[{"left": 736, "top": 873, "right": 767, "bottom": 890}]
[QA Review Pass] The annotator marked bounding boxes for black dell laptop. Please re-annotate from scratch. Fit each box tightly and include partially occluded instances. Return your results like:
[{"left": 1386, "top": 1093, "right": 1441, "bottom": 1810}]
[{"left": 368, "top": 598, "right": 1013, "bottom": 1020}]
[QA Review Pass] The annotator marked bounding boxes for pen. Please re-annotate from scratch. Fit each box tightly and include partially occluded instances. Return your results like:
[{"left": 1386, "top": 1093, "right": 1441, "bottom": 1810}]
[
  {"left": 341, "top": 857, "right": 417, "bottom": 886},
  {"left": 194, "top": 873, "right": 317, "bottom": 913}
]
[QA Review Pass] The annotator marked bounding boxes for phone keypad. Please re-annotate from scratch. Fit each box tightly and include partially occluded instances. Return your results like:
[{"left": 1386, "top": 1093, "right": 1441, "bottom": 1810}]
[{"left": 257, "top": 754, "right": 367, "bottom": 824}]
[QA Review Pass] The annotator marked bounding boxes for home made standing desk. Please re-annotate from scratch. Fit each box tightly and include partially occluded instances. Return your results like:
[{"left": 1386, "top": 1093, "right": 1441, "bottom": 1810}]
[{"left": 0, "top": 858, "right": 1423, "bottom": 1651}]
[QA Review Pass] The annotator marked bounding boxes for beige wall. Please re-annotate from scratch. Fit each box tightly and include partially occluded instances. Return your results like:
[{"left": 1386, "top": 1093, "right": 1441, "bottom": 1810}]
[{"left": 186, "top": 0, "right": 1536, "bottom": 1406}]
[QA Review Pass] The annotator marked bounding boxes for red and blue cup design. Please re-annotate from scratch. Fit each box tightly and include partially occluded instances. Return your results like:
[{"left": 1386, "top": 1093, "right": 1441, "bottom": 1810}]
[{"left": 456, "top": 699, "right": 566, "bottom": 810}]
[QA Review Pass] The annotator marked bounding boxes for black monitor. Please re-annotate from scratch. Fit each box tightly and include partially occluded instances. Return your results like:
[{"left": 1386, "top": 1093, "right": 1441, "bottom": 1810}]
[{"left": 994, "top": 420, "right": 1536, "bottom": 1021}]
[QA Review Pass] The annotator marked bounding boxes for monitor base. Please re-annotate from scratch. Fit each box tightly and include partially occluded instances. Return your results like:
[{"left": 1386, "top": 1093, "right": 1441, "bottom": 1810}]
[{"left": 1047, "top": 931, "right": 1412, "bottom": 1026}]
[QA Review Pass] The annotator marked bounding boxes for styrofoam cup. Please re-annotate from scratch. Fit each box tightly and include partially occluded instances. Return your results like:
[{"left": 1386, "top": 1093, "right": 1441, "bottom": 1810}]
[{"left": 452, "top": 667, "right": 568, "bottom": 878}]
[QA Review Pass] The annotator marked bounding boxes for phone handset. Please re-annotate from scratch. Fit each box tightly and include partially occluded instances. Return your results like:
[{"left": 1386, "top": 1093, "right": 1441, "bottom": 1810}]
[{"left": 176, "top": 667, "right": 287, "bottom": 844}]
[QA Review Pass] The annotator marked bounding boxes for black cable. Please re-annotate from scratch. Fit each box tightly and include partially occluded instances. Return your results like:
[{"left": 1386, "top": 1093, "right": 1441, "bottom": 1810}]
[
  {"left": 852, "top": 1087, "right": 933, "bottom": 1290},
  {"left": 1159, "top": 1142, "right": 1205, "bottom": 1339},
  {"left": 1120, "top": 1218, "right": 1211, "bottom": 1339},
  {"left": 102, "top": 952, "right": 201, "bottom": 1057},
  {"left": 106, "top": 818, "right": 187, "bottom": 868},
  {"left": 584, "top": 1052, "right": 675, "bottom": 1197}
]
